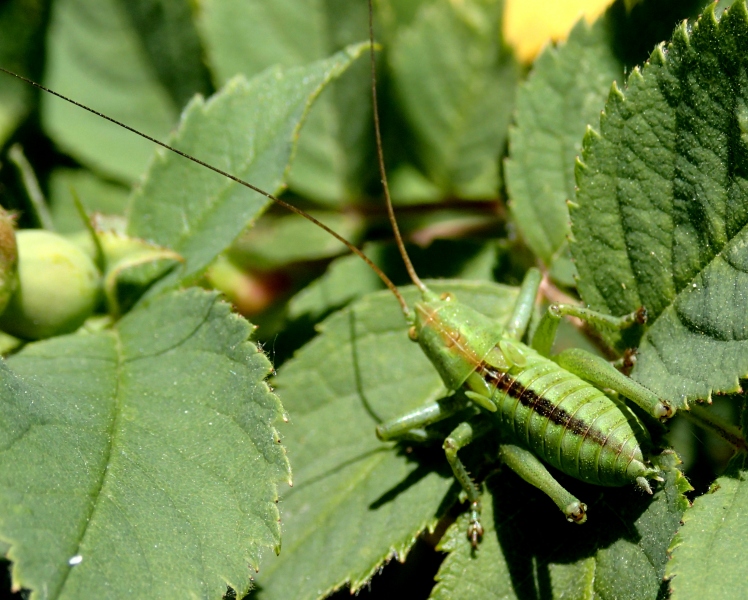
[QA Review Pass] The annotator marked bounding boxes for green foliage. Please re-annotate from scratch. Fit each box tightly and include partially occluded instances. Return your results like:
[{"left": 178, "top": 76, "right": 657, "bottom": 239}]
[
  {"left": 572, "top": 2, "right": 748, "bottom": 406},
  {"left": 43, "top": 0, "right": 179, "bottom": 181},
  {"left": 127, "top": 44, "right": 368, "bottom": 293},
  {"left": 387, "top": 0, "right": 519, "bottom": 198},
  {"left": 505, "top": 16, "right": 623, "bottom": 283},
  {"left": 263, "top": 282, "right": 517, "bottom": 599},
  {"left": 197, "top": 0, "right": 373, "bottom": 205},
  {"left": 0, "top": 0, "right": 746, "bottom": 599},
  {"left": 666, "top": 451, "right": 748, "bottom": 599},
  {"left": 0, "top": 289, "right": 290, "bottom": 598},
  {"left": 433, "top": 452, "right": 691, "bottom": 600}
]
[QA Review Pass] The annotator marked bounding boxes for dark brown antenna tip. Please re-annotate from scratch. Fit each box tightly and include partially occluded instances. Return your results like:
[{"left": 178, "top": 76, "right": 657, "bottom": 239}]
[
  {"left": 368, "top": 0, "right": 427, "bottom": 295},
  {"left": 0, "top": 65, "right": 412, "bottom": 317}
]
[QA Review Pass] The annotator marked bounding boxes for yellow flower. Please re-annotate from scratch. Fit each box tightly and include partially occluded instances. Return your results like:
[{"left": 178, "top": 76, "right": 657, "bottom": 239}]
[{"left": 503, "top": 0, "right": 618, "bottom": 63}]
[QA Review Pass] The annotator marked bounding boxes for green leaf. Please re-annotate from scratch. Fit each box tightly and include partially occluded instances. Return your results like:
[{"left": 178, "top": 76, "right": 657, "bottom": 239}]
[
  {"left": 288, "top": 240, "right": 500, "bottom": 323},
  {"left": 48, "top": 168, "right": 130, "bottom": 234},
  {"left": 0, "top": 0, "right": 47, "bottom": 145},
  {"left": 388, "top": 0, "right": 518, "bottom": 198},
  {"left": 506, "top": 16, "right": 623, "bottom": 275},
  {"left": 666, "top": 451, "right": 748, "bottom": 599},
  {"left": 118, "top": 0, "right": 213, "bottom": 109},
  {"left": 197, "top": 0, "right": 372, "bottom": 205},
  {"left": 287, "top": 248, "right": 384, "bottom": 322},
  {"left": 571, "top": 3, "right": 748, "bottom": 406},
  {"left": 127, "top": 44, "right": 367, "bottom": 295},
  {"left": 0, "top": 289, "right": 290, "bottom": 599},
  {"left": 227, "top": 211, "right": 364, "bottom": 271},
  {"left": 255, "top": 281, "right": 518, "bottom": 599},
  {"left": 42, "top": 0, "right": 178, "bottom": 182},
  {"left": 432, "top": 452, "right": 691, "bottom": 600},
  {"left": 95, "top": 231, "right": 183, "bottom": 316}
]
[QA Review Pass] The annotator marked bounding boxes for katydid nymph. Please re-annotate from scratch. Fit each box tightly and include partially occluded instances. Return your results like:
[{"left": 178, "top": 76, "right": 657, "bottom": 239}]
[{"left": 0, "top": 0, "right": 677, "bottom": 551}]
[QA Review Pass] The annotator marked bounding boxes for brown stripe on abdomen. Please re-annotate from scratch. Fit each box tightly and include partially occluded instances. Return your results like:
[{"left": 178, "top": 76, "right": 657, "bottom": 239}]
[{"left": 479, "top": 363, "right": 609, "bottom": 447}]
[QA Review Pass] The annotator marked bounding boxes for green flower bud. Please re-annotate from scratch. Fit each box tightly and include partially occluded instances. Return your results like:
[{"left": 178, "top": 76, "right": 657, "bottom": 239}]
[
  {"left": 0, "top": 207, "right": 18, "bottom": 314},
  {"left": 0, "top": 230, "right": 100, "bottom": 339}
]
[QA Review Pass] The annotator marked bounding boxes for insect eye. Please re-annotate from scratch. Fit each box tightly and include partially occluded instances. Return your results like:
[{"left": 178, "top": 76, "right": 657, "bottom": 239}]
[
  {"left": 408, "top": 326, "right": 418, "bottom": 341},
  {"left": 440, "top": 292, "right": 454, "bottom": 301}
]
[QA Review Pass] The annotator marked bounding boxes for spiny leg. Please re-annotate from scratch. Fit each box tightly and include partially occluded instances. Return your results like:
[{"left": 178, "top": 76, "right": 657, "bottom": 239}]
[
  {"left": 504, "top": 267, "right": 542, "bottom": 340},
  {"left": 553, "top": 348, "right": 673, "bottom": 421},
  {"left": 443, "top": 417, "right": 492, "bottom": 547},
  {"left": 376, "top": 395, "right": 470, "bottom": 442},
  {"left": 499, "top": 443, "right": 587, "bottom": 524}
]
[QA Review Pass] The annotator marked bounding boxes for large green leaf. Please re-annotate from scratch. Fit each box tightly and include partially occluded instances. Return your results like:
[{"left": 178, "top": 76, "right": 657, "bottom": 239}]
[
  {"left": 197, "top": 0, "right": 372, "bottom": 205},
  {"left": 42, "top": 0, "right": 178, "bottom": 182},
  {"left": 118, "top": 0, "right": 213, "bottom": 109},
  {"left": 666, "top": 447, "right": 748, "bottom": 599},
  {"left": 388, "top": 0, "right": 518, "bottom": 198},
  {"left": 432, "top": 452, "right": 691, "bottom": 600},
  {"left": 0, "top": 289, "right": 290, "bottom": 599},
  {"left": 228, "top": 211, "right": 364, "bottom": 271},
  {"left": 287, "top": 240, "right": 500, "bottom": 323},
  {"left": 506, "top": 16, "right": 623, "bottom": 276},
  {"left": 571, "top": 2, "right": 748, "bottom": 406},
  {"left": 127, "top": 44, "right": 367, "bottom": 295},
  {"left": 0, "top": 0, "right": 49, "bottom": 146},
  {"left": 255, "top": 281, "right": 519, "bottom": 599}
]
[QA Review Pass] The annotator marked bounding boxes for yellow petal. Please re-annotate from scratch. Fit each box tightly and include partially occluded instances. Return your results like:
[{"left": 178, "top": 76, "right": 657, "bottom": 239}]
[{"left": 503, "top": 0, "right": 616, "bottom": 63}]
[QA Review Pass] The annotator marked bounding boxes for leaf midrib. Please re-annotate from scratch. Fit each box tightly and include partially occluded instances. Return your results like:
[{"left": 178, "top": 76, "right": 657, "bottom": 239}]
[{"left": 51, "top": 329, "right": 123, "bottom": 599}]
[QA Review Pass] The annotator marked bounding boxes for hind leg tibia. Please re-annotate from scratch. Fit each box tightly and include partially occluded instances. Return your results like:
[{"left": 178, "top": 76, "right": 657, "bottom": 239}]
[{"left": 499, "top": 443, "right": 587, "bottom": 524}]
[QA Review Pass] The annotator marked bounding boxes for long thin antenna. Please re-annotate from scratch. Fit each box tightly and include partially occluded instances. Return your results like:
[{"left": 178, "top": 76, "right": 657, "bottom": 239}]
[
  {"left": 0, "top": 66, "right": 411, "bottom": 316},
  {"left": 368, "top": 0, "right": 427, "bottom": 294}
]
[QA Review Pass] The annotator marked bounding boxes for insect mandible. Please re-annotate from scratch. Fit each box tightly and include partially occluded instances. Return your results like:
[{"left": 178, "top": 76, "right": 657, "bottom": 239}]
[{"left": 0, "top": 0, "right": 677, "bottom": 549}]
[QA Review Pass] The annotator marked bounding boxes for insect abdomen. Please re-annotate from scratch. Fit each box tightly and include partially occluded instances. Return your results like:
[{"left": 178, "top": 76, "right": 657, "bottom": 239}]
[{"left": 480, "top": 348, "right": 652, "bottom": 487}]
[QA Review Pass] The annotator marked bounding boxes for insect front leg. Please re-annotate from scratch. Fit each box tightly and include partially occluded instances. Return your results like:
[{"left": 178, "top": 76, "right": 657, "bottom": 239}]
[
  {"left": 443, "top": 417, "right": 492, "bottom": 548},
  {"left": 498, "top": 443, "right": 587, "bottom": 524},
  {"left": 375, "top": 395, "right": 470, "bottom": 442}
]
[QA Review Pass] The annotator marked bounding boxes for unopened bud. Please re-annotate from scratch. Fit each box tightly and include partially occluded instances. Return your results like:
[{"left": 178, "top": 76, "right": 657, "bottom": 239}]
[
  {"left": 0, "top": 207, "right": 18, "bottom": 314},
  {"left": 0, "top": 230, "right": 100, "bottom": 339}
]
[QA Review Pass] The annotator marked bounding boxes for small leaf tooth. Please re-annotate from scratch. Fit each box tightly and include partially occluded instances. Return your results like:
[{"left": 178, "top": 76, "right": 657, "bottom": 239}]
[
  {"left": 650, "top": 42, "right": 668, "bottom": 66},
  {"left": 584, "top": 124, "right": 601, "bottom": 141},
  {"left": 609, "top": 80, "right": 625, "bottom": 101}
]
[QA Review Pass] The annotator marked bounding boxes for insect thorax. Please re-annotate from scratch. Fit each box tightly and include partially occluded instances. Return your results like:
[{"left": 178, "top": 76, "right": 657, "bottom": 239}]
[{"left": 413, "top": 295, "right": 504, "bottom": 391}]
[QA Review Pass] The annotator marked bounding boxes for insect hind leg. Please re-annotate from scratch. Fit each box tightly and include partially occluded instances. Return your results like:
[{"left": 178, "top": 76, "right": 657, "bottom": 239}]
[
  {"left": 499, "top": 443, "right": 587, "bottom": 524},
  {"left": 553, "top": 348, "right": 674, "bottom": 421}
]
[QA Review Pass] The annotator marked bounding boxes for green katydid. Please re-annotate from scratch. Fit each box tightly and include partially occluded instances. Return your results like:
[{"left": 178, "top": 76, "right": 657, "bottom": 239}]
[{"left": 0, "top": 0, "right": 677, "bottom": 550}]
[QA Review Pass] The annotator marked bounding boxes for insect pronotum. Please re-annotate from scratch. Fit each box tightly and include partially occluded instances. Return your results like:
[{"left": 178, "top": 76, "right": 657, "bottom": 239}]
[{"left": 0, "top": 0, "right": 675, "bottom": 549}]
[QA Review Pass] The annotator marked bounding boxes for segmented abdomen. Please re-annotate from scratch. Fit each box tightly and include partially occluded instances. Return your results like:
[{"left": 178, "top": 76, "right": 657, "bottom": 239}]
[{"left": 480, "top": 349, "right": 651, "bottom": 486}]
